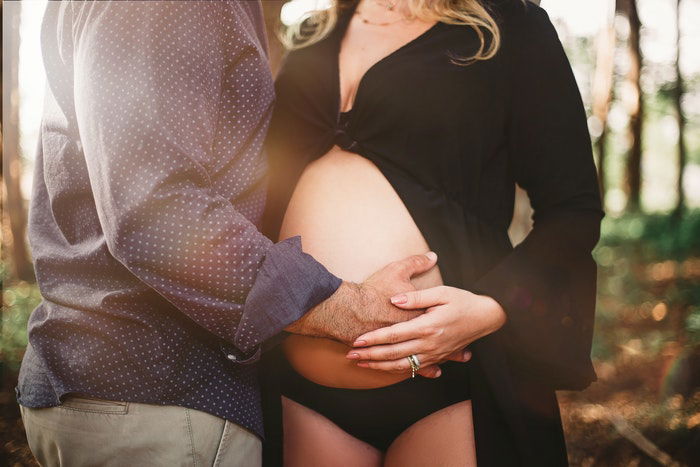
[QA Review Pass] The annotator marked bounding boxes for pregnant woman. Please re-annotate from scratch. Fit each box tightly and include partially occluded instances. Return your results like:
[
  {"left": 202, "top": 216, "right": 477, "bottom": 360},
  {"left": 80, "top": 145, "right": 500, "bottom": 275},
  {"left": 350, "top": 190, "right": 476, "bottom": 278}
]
[{"left": 261, "top": 0, "right": 604, "bottom": 465}]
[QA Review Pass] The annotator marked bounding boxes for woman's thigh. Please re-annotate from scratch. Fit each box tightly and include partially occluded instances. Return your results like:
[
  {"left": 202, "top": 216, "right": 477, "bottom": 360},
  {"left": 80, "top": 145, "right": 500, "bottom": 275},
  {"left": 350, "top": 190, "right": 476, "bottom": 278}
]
[
  {"left": 384, "top": 400, "right": 476, "bottom": 467},
  {"left": 281, "top": 396, "right": 382, "bottom": 467}
]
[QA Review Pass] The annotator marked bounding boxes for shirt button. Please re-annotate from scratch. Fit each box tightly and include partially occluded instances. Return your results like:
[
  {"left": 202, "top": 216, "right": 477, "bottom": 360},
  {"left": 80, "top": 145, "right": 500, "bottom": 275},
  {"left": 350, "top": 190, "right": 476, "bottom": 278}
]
[{"left": 227, "top": 354, "right": 237, "bottom": 362}]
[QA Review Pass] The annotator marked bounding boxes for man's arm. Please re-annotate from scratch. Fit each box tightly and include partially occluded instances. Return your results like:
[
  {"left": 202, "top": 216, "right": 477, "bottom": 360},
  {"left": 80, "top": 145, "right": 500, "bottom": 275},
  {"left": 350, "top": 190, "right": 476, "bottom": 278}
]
[
  {"left": 70, "top": 1, "right": 341, "bottom": 361},
  {"left": 285, "top": 253, "right": 439, "bottom": 344},
  {"left": 287, "top": 252, "right": 446, "bottom": 378}
]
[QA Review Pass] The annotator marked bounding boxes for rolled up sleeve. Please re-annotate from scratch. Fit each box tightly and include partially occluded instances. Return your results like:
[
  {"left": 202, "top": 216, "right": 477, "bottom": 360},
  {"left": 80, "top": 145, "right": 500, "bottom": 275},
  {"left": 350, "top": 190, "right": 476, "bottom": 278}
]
[{"left": 71, "top": 1, "right": 340, "bottom": 363}]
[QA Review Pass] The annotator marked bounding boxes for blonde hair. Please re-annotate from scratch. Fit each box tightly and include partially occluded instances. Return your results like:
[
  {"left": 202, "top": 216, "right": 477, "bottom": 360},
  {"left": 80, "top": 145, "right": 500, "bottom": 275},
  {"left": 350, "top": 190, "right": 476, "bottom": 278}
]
[{"left": 280, "top": 0, "right": 502, "bottom": 65}]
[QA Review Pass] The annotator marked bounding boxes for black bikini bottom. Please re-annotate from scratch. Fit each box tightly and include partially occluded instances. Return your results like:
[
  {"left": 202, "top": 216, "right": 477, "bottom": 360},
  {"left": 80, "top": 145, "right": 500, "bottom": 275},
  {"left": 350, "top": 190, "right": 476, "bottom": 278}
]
[{"left": 278, "top": 356, "right": 471, "bottom": 451}]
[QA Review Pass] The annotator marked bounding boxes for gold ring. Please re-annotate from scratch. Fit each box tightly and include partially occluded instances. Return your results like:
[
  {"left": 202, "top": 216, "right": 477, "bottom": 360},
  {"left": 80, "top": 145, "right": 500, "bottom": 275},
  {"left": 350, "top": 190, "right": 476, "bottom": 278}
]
[{"left": 407, "top": 354, "right": 420, "bottom": 378}]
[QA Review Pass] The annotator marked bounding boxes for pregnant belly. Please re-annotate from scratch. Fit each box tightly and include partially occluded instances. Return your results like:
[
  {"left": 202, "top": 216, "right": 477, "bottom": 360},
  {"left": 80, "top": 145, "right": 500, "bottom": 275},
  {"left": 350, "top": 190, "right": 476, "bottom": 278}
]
[{"left": 278, "top": 146, "right": 443, "bottom": 389}]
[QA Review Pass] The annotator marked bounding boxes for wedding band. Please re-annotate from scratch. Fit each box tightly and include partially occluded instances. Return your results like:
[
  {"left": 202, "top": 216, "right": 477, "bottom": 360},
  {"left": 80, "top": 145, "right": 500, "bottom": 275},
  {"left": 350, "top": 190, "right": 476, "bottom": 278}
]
[{"left": 407, "top": 354, "right": 421, "bottom": 378}]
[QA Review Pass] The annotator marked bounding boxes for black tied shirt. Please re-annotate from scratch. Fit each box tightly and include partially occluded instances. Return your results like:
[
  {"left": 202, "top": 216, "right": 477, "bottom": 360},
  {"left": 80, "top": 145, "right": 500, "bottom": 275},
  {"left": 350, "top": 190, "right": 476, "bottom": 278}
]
[{"left": 263, "top": 0, "right": 604, "bottom": 463}]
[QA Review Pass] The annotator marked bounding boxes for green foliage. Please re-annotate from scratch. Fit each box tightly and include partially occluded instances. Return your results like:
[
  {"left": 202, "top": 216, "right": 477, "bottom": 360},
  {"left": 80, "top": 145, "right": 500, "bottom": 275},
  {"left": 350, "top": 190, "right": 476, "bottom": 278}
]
[
  {"left": 597, "top": 209, "right": 700, "bottom": 261},
  {"left": 591, "top": 210, "right": 700, "bottom": 397},
  {"left": 687, "top": 306, "right": 700, "bottom": 346},
  {"left": 1, "top": 263, "right": 41, "bottom": 372},
  {"left": 563, "top": 211, "right": 700, "bottom": 465}
]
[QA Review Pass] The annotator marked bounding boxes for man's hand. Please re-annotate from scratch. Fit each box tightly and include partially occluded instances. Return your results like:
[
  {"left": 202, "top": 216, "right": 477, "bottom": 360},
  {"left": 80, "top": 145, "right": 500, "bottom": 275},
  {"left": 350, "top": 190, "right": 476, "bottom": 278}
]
[
  {"left": 285, "top": 252, "right": 438, "bottom": 345},
  {"left": 285, "top": 252, "right": 476, "bottom": 378},
  {"left": 286, "top": 252, "right": 452, "bottom": 378}
]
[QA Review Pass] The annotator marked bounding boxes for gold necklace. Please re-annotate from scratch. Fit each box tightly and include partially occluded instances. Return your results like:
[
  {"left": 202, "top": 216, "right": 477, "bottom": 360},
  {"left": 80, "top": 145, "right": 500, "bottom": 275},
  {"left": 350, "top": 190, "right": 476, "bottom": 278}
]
[
  {"left": 373, "top": 0, "right": 399, "bottom": 11},
  {"left": 354, "top": 9, "right": 406, "bottom": 26}
]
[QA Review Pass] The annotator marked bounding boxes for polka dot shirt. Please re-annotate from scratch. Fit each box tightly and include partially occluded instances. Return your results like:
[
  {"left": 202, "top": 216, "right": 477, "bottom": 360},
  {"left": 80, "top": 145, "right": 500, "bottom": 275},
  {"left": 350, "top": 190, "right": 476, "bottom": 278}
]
[{"left": 18, "top": 0, "right": 341, "bottom": 438}]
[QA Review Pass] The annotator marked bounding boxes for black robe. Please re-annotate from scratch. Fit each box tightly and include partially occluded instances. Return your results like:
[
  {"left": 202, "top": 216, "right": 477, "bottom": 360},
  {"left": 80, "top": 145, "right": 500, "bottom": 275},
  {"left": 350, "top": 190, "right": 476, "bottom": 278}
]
[{"left": 260, "top": 1, "right": 604, "bottom": 464}]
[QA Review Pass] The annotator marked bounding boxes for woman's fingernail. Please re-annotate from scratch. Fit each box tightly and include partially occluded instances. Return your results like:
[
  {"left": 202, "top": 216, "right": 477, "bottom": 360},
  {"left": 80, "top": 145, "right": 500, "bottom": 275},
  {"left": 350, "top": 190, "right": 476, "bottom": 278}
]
[
  {"left": 435, "top": 369, "right": 442, "bottom": 377},
  {"left": 464, "top": 350, "right": 472, "bottom": 360},
  {"left": 425, "top": 251, "right": 437, "bottom": 261},
  {"left": 353, "top": 340, "right": 366, "bottom": 347},
  {"left": 391, "top": 294, "right": 407, "bottom": 304},
  {"left": 357, "top": 362, "right": 369, "bottom": 368},
  {"left": 346, "top": 353, "right": 360, "bottom": 359}
]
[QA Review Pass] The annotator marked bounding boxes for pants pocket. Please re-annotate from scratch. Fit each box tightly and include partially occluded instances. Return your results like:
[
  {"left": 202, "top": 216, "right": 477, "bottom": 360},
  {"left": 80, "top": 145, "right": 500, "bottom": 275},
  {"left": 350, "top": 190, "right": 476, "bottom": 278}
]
[
  {"left": 212, "top": 420, "right": 262, "bottom": 466},
  {"left": 60, "top": 395, "right": 129, "bottom": 414}
]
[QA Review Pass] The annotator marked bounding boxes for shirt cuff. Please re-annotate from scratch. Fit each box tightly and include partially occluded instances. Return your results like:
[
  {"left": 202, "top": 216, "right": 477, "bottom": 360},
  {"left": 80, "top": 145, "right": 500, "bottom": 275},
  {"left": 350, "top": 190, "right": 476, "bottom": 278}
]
[{"left": 232, "top": 236, "right": 342, "bottom": 361}]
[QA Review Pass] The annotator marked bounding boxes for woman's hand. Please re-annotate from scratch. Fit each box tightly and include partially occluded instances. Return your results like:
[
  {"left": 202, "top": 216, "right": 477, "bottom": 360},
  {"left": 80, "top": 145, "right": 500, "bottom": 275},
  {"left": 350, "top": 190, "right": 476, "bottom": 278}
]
[{"left": 345, "top": 286, "right": 507, "bottom": 374}]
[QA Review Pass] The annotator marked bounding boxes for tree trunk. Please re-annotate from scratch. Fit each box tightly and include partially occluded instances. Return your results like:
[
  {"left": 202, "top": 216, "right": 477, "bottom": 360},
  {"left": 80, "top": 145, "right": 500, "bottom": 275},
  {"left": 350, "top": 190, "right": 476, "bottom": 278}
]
[
  {"left": 2, "top": 1, "right": 34, "bottom": 281},
  {"left": 591, "top": 4, "right": 617, "bottom": 203},
  {"left": 621, "top": 0, "right": 644, "bottom": 212},
  {"left": 673, "top": 0, "right": 686, "bottom": 217}
]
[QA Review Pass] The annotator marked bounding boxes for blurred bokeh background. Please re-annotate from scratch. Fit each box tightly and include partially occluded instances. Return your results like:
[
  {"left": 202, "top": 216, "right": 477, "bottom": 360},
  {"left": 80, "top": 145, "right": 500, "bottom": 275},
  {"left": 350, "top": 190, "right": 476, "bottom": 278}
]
[{"left": 2, "top": 0, "right": 699, "bottom": 465}]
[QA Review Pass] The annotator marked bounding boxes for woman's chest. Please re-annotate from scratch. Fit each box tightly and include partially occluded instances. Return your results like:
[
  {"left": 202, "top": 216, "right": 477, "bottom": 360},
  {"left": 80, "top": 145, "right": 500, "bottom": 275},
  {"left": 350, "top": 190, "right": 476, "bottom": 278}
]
[
  {"left": 337, "top": 17, "right": 439, "bottom": 112},
  {"left": 273, "top": 26, "right": 510, "bottom": 197},
  {"left": 288, "top": 29, "right": 506, "bottom": 140}
]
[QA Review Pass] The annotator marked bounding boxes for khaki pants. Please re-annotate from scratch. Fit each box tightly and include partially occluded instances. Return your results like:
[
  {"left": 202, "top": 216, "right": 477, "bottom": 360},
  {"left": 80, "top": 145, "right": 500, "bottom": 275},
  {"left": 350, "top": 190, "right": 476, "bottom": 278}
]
[{"left": 20, "top": 396, "right": 261, "bottom": 467}]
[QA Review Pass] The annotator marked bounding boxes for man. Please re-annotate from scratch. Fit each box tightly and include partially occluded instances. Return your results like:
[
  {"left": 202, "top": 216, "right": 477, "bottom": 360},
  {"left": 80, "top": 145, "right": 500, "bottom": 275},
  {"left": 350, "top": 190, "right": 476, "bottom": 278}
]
[{"left": 17, "top": 2, "right": 438, "bottom": 465}]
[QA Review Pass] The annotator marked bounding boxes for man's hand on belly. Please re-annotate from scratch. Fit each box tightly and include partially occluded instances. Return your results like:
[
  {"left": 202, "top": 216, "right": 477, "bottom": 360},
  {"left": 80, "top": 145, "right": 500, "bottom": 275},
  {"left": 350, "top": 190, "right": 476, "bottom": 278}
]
[{"left": 285, "top": 252, "right": 437, "bottom": 345}]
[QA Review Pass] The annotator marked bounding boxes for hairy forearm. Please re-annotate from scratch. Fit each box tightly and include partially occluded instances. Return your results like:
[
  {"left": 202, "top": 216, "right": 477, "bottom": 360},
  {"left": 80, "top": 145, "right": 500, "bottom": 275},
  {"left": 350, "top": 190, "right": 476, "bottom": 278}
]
[
  {"left": 285, "top": 281, "right": 423, "bottom": 345},
  {"left": 285, "top": 282, "right": 360, "bottom": 341}
]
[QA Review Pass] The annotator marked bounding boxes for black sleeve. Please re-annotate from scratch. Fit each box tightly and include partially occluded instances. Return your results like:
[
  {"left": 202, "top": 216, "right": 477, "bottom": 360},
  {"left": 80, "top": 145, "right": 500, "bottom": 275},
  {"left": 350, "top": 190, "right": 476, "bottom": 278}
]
[{"left": 470, "top": 3, "right": 604, "bottom": 390}]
